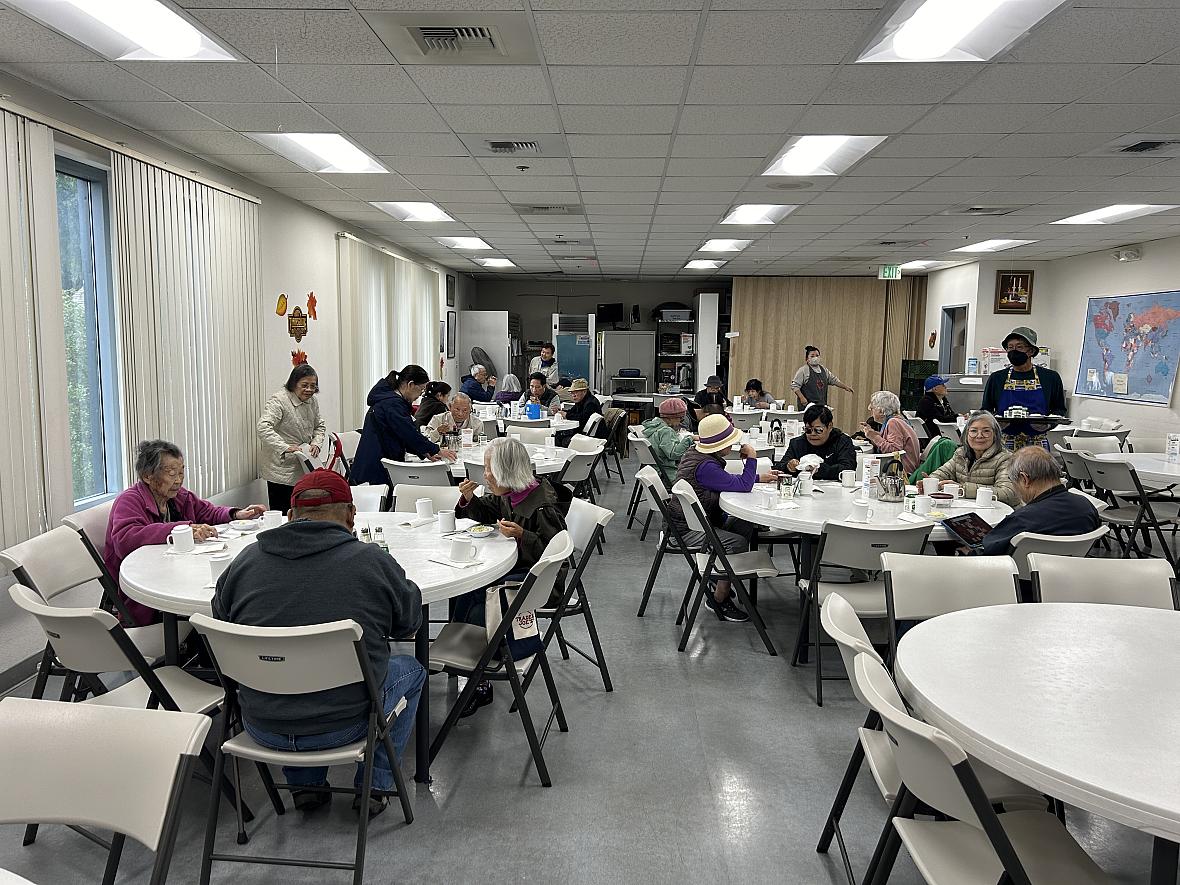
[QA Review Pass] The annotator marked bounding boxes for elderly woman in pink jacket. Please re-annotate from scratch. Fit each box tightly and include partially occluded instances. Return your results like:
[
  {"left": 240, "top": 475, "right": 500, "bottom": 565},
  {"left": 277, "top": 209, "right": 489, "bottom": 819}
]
[
  {"left": 859, "top": 390, "right": 920, "bottom": 475},
  {"left": 105, "top": 439, "right": 264, "bottom": 626}
]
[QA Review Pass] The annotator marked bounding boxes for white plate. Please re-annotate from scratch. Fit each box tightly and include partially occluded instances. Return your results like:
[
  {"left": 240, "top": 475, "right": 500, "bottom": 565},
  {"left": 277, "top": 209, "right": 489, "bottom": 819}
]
[
  {"left": 229, "top": 519, "right": 261, "bottom": 532},
  {"left": 467, "top": 524, "right": 498, "bottom": 539}
]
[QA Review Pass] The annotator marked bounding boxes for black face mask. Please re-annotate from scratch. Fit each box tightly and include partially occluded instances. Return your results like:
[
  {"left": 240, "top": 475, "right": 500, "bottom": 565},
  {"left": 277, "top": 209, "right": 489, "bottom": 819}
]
[{"left": 1007, "top": 348, "right": 1031, "bottom": 367}]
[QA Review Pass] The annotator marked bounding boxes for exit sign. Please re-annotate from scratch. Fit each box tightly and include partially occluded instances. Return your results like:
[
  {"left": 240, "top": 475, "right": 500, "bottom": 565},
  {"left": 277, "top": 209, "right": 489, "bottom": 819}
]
[{"left": 878, "top": 265, "right": 902, "bottom": 280}]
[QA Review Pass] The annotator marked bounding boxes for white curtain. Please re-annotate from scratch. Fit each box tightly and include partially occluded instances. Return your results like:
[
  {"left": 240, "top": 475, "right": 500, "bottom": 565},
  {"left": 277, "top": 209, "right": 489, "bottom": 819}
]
[
  {"left": 337, "top": 234, "right": 441, "bottom": 429},
  {"left": 110, "top": 155, "right": 262, "bottom": 499},
  {"left": 0, "top": 111, "right": 71, "bottom": 548}
]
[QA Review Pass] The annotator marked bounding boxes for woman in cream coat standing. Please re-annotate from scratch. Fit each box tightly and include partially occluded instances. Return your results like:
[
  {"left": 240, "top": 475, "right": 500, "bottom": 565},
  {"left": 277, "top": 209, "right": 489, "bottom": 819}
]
[{"left": 257, "top": 364, "right": 327, "bottom": 511}]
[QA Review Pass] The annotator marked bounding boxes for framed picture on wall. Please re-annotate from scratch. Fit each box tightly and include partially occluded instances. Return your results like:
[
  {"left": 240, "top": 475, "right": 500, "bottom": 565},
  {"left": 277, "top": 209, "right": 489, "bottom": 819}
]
[
  {"left": 446, "top": 310, "right": 457, "bottom": 359},
  {"left": 994, "top": 270, "right": 1034, "bottom": 314},
  {"left": 446, "top": 274, "right": 456, "bottom": 307}
]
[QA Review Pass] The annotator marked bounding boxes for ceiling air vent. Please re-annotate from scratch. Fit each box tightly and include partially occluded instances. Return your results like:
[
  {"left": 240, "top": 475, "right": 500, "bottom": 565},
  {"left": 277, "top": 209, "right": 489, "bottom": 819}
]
[
  {"left": 940, "top": 206, "right": 1017, "bottom": 217},
  {"left": 487, "top": 140, "right": 540, "bottom": 154},
  {"left": 1090, "top": 134, "right": 1180, "bottom": 159},
  {"left": 412, "top": 25, "right": 501, "bottom": 55},
  {"left": 361, "top": 12, "right": 539, "bottom": 65},
  {"left": 1118, "top": 140, "right": 1180, "bottom": 154},
  {"left": 510, "top": 203, "right": 585, "bottom": 216}
]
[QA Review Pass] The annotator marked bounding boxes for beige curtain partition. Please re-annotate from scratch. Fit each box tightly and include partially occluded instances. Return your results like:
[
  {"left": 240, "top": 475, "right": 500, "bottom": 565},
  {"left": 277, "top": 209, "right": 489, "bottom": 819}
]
[
  {"left": 729, "top": 276, "right": 927, "bottom": 421},
  {"left": 111, "top": 155, "right": 263, "bottom": 499}
]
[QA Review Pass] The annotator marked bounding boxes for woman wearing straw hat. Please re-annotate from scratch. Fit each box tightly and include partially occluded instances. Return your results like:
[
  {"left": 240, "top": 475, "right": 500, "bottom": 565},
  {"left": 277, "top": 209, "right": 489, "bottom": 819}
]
[{"left": 663, "top": 414, "right": 781, "bottom": 622}]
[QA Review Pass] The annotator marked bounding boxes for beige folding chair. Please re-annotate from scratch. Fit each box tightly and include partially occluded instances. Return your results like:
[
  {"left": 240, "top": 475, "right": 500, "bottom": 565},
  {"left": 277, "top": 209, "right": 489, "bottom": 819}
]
[
  {"left": 558, "top": 451, "right": 601, "bottom": 502},
  {"left": 465, "top": 459, "right": 488, "bottom": 487},
  {"left": 1072, "top": 427, "right": 1131, "bottom": 450},
  {"left": 1029, "top": 553, "right": 1178, "bottom": 609},
  {"left": 390, "top": 483, "right": 462, "bottom": 515},
  {"left": 626, "top": 435, "right": 660, "bottom": 535},
  {"left": 1081, "top": 453, "right": 1180, "bottom": 567},
  {"left": 61, "top": 499, "right": 115, "bottom": 562},
  {"left": 567, "top": 433, "right": 605, "bottom": 455},
  {"left": 429, "top": 532, "right": 575, "bottom": 787},
  {"left": 730, "top": 411, "right": 762, "bottom": 432},
  {"left": 634, "top": 467, "right": 706, "bottom": 618},
  {"left": 934, "top": 420, "right": 961, "bottom": 444},
  {"left": 504, "top": 417, "right": 550, "bottom": 431},
  {"left": 582, "top": 411, "right": 605, "bottom": 438},
  {"left": 1008, "top": 526, "right": 1108, "bottom": 582},
  {"left": 851, "top": 653, "right": 1112, "bottom": 885},
  {"left": 380, "top": 458, "right": 453, "bottom": 488},
  {"left": 0, "top": 697, "right": 210, "bottom": 885},
  {"left": 349, "top": 484, "right": 386, "bottom": 513},
  {"left": 1061, "top": 435, "right": 1122, "bottom": 455},
  {"left": 505, "top": 426, "right": 551, "bottom": 445},
  {"left": 190, "top": 616, "right": 413, "bottom": 885}
]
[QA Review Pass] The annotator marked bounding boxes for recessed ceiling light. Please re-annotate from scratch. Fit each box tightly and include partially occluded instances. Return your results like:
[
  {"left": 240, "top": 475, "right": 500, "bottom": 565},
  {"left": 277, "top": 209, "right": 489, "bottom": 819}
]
[
  {"left": 1051, "top": 204, "right": 1180, "bottom": 225},
  {"left": 763, "top": 135, "right": 887, "bottom": 177},
  {"left": 952, "top": 239, "right": 1037, "bottom": 253},
  {"left": 7, "top": 0, "right": 235, "bottom": 60},
  {"left": 437, "top": 236, "right": 492, "bottom": 250},
  {"left": 685, "top": 259, "right": 726, "bottom": 270},
  {"left": 720, "top": 204, "right": 798, "bottom": 225},
  {"left": 857, "top": 0, "right": 1069, "bottom": 63},
  {"left": 699, "top": 239, "right": 752, "bottom": 253},
  {"left": 899, "top": 260, "right": 938, "bottom": 270},
  {"left": 371, "top": 201, "right": 453, "bottom": 222},
  {"left": 244, "top": 133, "right": 386, "bottom": 174},
  {"left": 475, "top": 257, "right": 515, "bottom": 268}
]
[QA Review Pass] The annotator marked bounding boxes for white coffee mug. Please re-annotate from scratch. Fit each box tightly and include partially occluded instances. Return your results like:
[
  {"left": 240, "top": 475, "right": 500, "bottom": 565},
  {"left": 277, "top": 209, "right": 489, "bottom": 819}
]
[
  {"left": 438, "top": 510, "right": 457, "bottom": 533},
  {"left": 848, "top": 500, "right": 874, "bottom": 523},
  {"left": 209, "top": 551, "right": 233, "bottom": 581},
  {"left": 166, "top": 524, "right": 195, "bottom": 553},
  {"left": 261, "top": 510, "right": 282, "bottom": 529},
  {"left": 915, "top": 495, "right": 933, "bottom": 515},
  {"left": 545, "top": 435, "right": 556, "bottom": 450},
  {"left": 943, "top": 482, "right": 965, "bottom": 499},
  {"left": 920, "top": 477, "right": 940, "bottom": 495},
  {"left": 415, "top": 498, "right": 434, "bottom": 519},
  {"left": 798, "top": 472, "right": 814, "bottom": 494},
  {"left": 839, "top": 470, "right": 856, "bottom": 488},
  {"left": 976, "top": 487, "right": 995, "bottom": 508},
  {"left": 449, "top": 537, "right": 475, "bottom": 562},
  {"left": 757, "top": 489, "right": 776, "bottom": 510}
]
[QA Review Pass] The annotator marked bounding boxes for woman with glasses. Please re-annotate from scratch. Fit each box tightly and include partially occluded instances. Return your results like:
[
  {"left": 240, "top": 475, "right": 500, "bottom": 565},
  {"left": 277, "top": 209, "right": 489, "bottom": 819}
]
[
  {"left": 774, "top": 403, "right": 857, "bottom": 480},
  {"left": 350, "top": 364, "right": 458, "bottom": 488},
  {"left": 927, "top": 410, "right": 1018, "bottom": 506},
  {"left": 257, "top": 363, "right": 328, "bottom": 511},
  {"left": 105, "top": 439, "right": 264, "bottom": 625}
]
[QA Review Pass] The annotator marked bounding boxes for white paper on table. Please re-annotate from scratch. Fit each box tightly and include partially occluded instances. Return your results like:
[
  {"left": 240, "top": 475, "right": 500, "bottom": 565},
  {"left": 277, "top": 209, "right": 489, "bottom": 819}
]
[
  {"left": 895, "top": 512, "right": 929, "bottom": 524},
  {"left": 166, "top": 542, "right": 228, "bottom": 556},
  {"left": 217, "top": 529, "right": 242, "bottom": 540},
  {"left": 426, "top": 555, "right": 484, "bottom": 569},
  {"left": 389, "top": 516, "right": 434, "bottom": 530}
]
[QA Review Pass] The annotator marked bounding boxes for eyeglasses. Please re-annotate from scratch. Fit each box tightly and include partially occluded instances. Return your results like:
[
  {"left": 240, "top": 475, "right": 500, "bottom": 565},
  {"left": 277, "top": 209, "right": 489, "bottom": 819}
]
[
  {"left": 804, "top": 425, "right": 828, "bottom": 435},
  {"left": 159, "top": 466, "right": 185, "bottom": 479}
]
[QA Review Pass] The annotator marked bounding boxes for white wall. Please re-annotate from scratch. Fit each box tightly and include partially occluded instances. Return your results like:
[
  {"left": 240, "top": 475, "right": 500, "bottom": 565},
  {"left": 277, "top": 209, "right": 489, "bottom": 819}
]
[{"left": 922, "top": 262, "right": 980, "bottom": 364}]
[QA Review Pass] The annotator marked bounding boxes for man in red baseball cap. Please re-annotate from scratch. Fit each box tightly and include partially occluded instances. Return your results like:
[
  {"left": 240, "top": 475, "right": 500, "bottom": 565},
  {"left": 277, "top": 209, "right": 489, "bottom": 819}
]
[{"left": 213, "top": 469, "right": 424, "bottom": 817}]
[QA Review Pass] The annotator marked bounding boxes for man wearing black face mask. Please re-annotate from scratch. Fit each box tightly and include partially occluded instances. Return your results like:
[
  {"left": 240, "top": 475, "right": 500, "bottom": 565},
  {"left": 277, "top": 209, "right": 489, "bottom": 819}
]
[{"left": 981, "top": 326, "right": 1066, "bottom": 450}]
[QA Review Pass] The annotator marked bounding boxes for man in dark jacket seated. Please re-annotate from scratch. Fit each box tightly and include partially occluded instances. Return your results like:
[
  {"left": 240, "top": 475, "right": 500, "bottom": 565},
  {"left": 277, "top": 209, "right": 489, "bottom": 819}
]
[
  {"left": 916, "top": 375, "right": 957, "bottom": 439},
  {"left": 978, "top": 446, "right": 1100, "bottom": 556},
  {"left": 213, "top": 469, "right": 424, "bottom": 818},
  {"left": 553, "top": 378, "right": 605, "bottom": 442},
  {"left": 775, "top": 404, "right": 858, "bottom": 481}
]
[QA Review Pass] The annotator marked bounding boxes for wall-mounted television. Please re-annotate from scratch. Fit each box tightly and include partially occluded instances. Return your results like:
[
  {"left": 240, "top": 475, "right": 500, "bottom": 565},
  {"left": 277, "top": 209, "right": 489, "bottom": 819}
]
[{"left": 595, "top": 302, "right": 626, "bottom": 324}]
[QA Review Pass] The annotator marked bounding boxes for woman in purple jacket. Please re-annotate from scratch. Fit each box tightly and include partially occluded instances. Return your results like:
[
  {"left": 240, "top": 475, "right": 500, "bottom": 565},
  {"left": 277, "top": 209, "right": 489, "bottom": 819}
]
[{"left": 105, "top": 439, "right": 264, "bottom": 626}]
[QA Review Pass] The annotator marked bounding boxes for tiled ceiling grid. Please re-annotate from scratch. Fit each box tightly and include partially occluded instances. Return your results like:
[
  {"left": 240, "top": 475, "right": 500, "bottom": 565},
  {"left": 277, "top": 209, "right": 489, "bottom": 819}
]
[{"left": 3, "top": 1, "right": 1180, "bottom": 280}]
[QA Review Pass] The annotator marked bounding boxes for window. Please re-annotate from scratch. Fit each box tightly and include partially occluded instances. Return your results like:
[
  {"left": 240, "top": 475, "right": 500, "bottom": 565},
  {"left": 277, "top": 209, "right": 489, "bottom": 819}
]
[{"left": 55, "top": 157, "right": 120, "bottom": 505}]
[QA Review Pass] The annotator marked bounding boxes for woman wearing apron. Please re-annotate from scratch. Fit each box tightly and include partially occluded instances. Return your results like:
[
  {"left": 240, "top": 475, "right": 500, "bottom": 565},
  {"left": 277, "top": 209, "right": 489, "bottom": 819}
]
[{"left": 981, "top": 327, "right": 1066, "bottom": 450}]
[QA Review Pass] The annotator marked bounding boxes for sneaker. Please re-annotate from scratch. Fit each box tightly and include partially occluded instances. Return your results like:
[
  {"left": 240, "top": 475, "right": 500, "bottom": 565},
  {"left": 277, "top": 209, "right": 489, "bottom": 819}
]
[
  {"left": 293, "top": 783, "right": 331, "bottom": 812},
  {"left": 352, "top": 794, "right": 388, "bottom": 818},
  {"left": 704, "top": 593, "right": 750, "bottom": 622},
  {"left": 459, "top": 681, "right": 493, "bottom": 718}
]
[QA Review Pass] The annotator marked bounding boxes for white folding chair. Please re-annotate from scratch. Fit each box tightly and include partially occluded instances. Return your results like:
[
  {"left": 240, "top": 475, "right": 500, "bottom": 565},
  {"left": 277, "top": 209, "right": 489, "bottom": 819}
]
[
  {"left": 504, "top": 417, "right": 550, "bottom": 430},
  {"left": 791, "top": 521, "right": 932, "bottom": 706},
  {"left": 730, "top": 411, "right": 761, "bottom": 432},
  {"left": 189, "top": 615, "right": 413, "bottom": 884},
  {"left": 390, "top": 483, "right": 462, "bottom": 515},
  {"left": 1009, "top": 526, "right": 1109, "bottom": 582},
  {"left": 906, "top": 414, "right": 929, "bottom": 443},
  {"left": 1072, "top": 427, "right": 1131, "bottom": 450},
  {"left": 558, "top": 451, "right": 601, "bottom": 502},
  {"left": 567, "top": 433, "right": 605, "bottom": 455},
  {"left": 1061, "top": 435, "right": 1122, "bottom": 455},
  {"left": 851, "top": 653, "right": 1111, "bottom": 885},
  {"left": 1045, "top": 427, "right": 1076, "bottom": 453},
  {"left": 337, "top": 429, "right": 361, "bottom": 461},
  {"left": 634, "top": 467, "right": 705, "bottom": 618},
  {"left": 506, "top": 426, "right": 551, "bottom": 445},
  {"left": 465, "top": 459, "right": 488, "bottom": 487},
  {"left": 583, "top": 412, "right": 605, "bottom": 438},
  {"left": 934, "top": 420, "right": 961, "bottom": 444},
  {"left": 1081, "top": 453, "right": 1180, "bottom": 566},
  {"left": 380, "top": 458, "right": 452, "bottom": 488},
  {"left": 429, "top": 533, "right": 575, "bottom": 787},
  {"left": 626, "top": 436, "right": 659, "bottom": 535},
  {"left": 0, "top": 697, "right": 209, "bottom": 885},
  {"left": 61, "top": 499, "right": 115, "bottom": 561},
  {"left": 1029, "top": 553, "right": 1178, "bottom": 609},
  {"left": 350, "top": 484, "right": 387, "bottom": 513}
]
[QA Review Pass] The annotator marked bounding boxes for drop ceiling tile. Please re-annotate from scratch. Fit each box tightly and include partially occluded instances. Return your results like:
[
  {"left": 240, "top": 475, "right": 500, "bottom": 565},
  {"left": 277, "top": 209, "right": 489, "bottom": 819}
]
[
  {"left": 671, "top": 133, "right": 780, "bottom": 157},
  {"left": 572, "top": 158, "right": 666, "bottom": 176},
  {"left": 6, "top": 62, "right": 168, "bottom": 101},
  {"left": 874, "top": 133, "right": 1004, "bottom": 158},
  {"left": 817, "top": 64, "right": 982, "bottom": 104},
  {"left": 146, "top": 129, "right": 269, "bottom": 155},
  {"left": 189, "top": 9, "right": 395, "bottom": 64},
  {"left": 351, "top": 132, "right": 469, "bottom": 155},
  {"left": 578, "top": 176, "right": 662, "bottom": 191},
  {"left": 844, "top": 157, "right": 958, "bottom": 177},
  {"left": 407, "top": 66, "right": 551, "bottom": 104},
  {"left": 490, "top": 176, "right": 577, "bottom": 191},
  {"left": 331, "top": 181, "right": 422, "bottom": 198},
  {"left": 909, "top": 104, "right": 1065, "bottom": 133},
  {"left": 81, "top": 101, "right": 224, "bottom": 131},
  {"left": 273, "top": 186, "right": 352, "bottom": 201},
  {"left": 1008, "top": 8, "right": 1180, "bottom": 64},
  {"left": 795, "top": 104, "right": 928, "bottom": 134},
  {"left": 567, "top": 135, "right": 671, "bottom": 157},
  {"left": 437, "top": 104, "right": 561, "bottom": 133},
  {"left": 270, "top": 64, "right": 423, "bottom": 104},
  {"left": 582, "top": 192, "right": 659, "bottom": 205},
  {"left": 116, "top": 62, "right": 296, "bottom": 102},
  {"left": 312, "top": 103, "right": 451, "bottom": 133},
  {"left": 549, "top": 66, "right": 689, "bottom": 105},
  {"left": 501, "top": 191, "right": 581, "bottom": 203},
  {"left": 302, "top": 199, "right": 372, "bottom": 212},
  {"left": 190, "top": 102, "right": 335, "bottom": 132},
  {"left": 946, "top": 157, "right": 1053, "bottom": 176},
  {"left": 560, "top": 105, "right": 680, "bottom": 135},
  {"left": 1022, "top": 103, "right": 1180, "bottom": 133},
  {"left": 400, "top": 174, "right": 497, "bottom": 191},
  {"left": 535, "top": 12, "right": 699, "bottom": 65},
  {"left": 979, "top": 132, "right": 1114, "bottom": 158},
  {"left": 207, "top": 154, "right": 306, "bottom": 174},
  {"left": 356, "top": 0, "right": 523, "bottom": 8},
  {"left": 380, "top": 156, "right": 487, "bottom": 175},
  {"left": 661, "top": 177, "right": 750, "bottom": 190},
  {"left": 697, "top": 11, "right": 877, "bottom": 65},
  {"left": 1082, "top": 65, "right": 1180, "bottom": 104},
  {"left": 665, "top": 158, "right": 763, "bottom": 176},
  {"left": 434, "top": 190, "right": 514, "bottom": 203},
  {"left": 247, "top": 172, "right": 326, "bottom": 188},
  {"left": 686, "top": 65, "right": 832, "bottom": 105},
  {"left": 1045, "top": 156, "right": 1170, "bottom": 176},
  {"left": 676, "top": 104, "right": 804, "bottom": 135},
  {"left": 179, "top": 1, "right": 351, "bottom": 7},
  {"left": 0, "top": 10, "right": 102, "bottom": 62},
  {"left": 478, "top": 157, "right": 574, "bottom": 175},
  {"left": 948, "top": 63, "right": 1137, "bottom": 105},
  {"left": 829, "top": 176, "right": 926, "bottom": 192}
]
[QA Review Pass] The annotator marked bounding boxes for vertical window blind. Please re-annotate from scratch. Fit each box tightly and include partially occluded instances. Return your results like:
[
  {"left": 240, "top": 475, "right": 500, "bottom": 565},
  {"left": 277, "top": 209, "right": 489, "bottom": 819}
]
[
  {"left": 110, "top": 155, "right": 262, "bottom": 499},
  {"left": 337, "top": 233, "right": 441, "bottom": 430}
]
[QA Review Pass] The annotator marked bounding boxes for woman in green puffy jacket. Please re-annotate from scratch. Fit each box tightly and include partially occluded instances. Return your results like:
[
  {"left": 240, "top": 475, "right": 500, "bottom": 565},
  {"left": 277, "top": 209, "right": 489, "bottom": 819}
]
[{"left": 641, "top": 397, "right": 695, "bottom": 484}]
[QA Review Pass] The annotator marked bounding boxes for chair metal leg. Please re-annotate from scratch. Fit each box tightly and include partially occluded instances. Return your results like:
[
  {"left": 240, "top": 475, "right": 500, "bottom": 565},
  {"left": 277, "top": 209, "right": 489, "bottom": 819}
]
[
  {"left": 536, "top": 651, "right": 568, "bottom": 733},
  {"left": 818, "top": 714, "right": 877, "bottom": 855},
  {"left": 100, "top": 833, "right": 126, "bottom": 885},
  {"left": 637, "top": 543, "right": 666, "bottom": 617},
  {"left": 255, "top": 762, "right": 285, "bottom": 816},
  {"left": 791, "top": 594, "right": 812, "bottom": 667},
  {"left": 678, "top": 579, "right": 708, "bottom": 652},
  {"left": 863, "top": 786, "right": 916, "bottom": 885},
  {"left": 640, "top": 509, "right": 654, "bottom": 541},
  {"left": 814, "top": 586, "right": 824, "bottom": 706},
  {"left": 352, "top": 719, "right": 377, "bottom": 885},
  {"left": 231, "top": 757, "right": 248, "bottom": 845},
  {"left": 504, "top": 657, "right": 552, "bottom": 786},
  {"left": 379, "top": 726, "right": 414, "bottom": 825},
  {"left": 578, "top": 590, "right": 613, "bottom": 692},
  {"left": 29, "top": 646, "right": 53, "bottom": 701},
  {"left": 675, "top": 573, "right": 699, "bottom": 626},
  {"left": 728, "top": 575, "right": 778, "bottom": 656},
  {"left": 199, "top": 739, "right": 227, "bottom": 885},
  {"left": 554, "top": 622, "right": 571, "bottom": 660},
  {"left": 625, "top": 480, "right": 642, "bottom": 528}
]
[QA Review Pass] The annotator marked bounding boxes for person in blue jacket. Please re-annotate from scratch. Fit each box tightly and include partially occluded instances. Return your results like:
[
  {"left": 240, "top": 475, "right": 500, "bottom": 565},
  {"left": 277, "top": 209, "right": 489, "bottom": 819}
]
[
  {"left": 351, "top": 365, "right": 457, "bottom": 486},
  {"left": 459, "top": 364, "right": 497, "bottom": 403}
]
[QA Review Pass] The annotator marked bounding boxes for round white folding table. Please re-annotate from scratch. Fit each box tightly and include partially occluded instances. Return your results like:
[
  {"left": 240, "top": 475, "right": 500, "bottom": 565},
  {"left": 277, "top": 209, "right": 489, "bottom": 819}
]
[
  {"left": 1095, "top": 452, "right": 1180, "bottom": 488},
  {"left": 120, "top": 516, "right": 518, "bottom": 784},
  {"left": 896, "top": 603, "right": 1180, "bottom": 884},
  {"left": 452, "top": 441, "right": 571, "bottom": 479}
]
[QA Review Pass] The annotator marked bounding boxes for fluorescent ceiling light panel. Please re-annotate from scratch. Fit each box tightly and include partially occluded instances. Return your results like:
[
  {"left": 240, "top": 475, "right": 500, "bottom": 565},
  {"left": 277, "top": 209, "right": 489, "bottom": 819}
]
[
  {"left": 857, "top": 0, "right": 1069, "bottom": 63},
  {"left": 699, "top": 239, "right": 753, "bottom": 252},
  {"left": 7, "top": 0, "right": 235, "bottom": 60},
  {"left": 763, "top": 135, "right": 887, "bottom": 177},
  {"left": 720, "top": 204, "right": 798, "bottom": 225},
  {"left": 437, "top": 237, "right": 492, "bottom": 250},
  {"left": 245, "top": 133, "right": 386, "bottom": 174},
  {"left": 685, "top": 259, "right": 726, "bottom": 270},
  {"left": 371, "top": 201, "right": 453, "bottom": 222},
  {"left": 952, "top": 239, "right": 1036, "bottom": 253},
  {"left": 898, "top": 260, "right": 938, "bottom": 270},
  {"left": 1051, "top": 204, "right": 1180, "bottom": 225},
  {"left": 475, "top": 258, "right": 516, "bottom": 268}
]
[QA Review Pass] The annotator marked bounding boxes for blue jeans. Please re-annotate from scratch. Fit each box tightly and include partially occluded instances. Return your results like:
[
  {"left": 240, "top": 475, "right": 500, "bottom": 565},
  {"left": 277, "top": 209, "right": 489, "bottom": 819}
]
[{"left": 243, "top": 655, "right": 425, "bottom": 792}]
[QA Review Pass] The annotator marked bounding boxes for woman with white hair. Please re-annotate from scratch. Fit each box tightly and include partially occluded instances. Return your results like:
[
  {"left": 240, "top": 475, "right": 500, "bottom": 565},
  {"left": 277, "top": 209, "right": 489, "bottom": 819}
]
[
  {"left": 460, "top": 363, "right": 497, "bottom": 402},
  {"left": 928, "top": 411, "right": 1018, "bottom": 506},
  {"left": 860, "top": 389, "right": 920, "bottom": 474}
]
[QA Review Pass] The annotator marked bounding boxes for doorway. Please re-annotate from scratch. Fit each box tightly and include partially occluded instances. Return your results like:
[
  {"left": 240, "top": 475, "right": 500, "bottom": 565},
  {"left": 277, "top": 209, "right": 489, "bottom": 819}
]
[{"left": 939, "top": 305, "right": 969, "bottom": 374}]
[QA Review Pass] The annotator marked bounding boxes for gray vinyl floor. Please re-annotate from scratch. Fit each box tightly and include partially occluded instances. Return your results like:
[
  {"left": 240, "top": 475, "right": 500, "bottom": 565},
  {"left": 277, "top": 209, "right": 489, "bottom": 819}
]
[{"left": 1, "top": 455, "right": 1167, "bottom": 884}]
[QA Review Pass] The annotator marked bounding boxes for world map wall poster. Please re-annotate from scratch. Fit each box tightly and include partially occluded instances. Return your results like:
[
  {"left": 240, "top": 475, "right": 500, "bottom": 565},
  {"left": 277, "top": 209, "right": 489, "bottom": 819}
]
[{"left": 1074, "top": 289, "right": 1180, "bottom": 407}]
